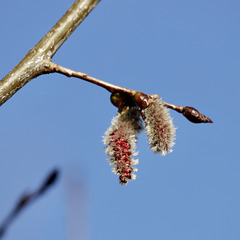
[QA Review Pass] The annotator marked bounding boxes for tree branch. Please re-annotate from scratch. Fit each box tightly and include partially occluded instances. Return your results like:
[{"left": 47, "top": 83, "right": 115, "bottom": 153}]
[
  {"left": 0, "top": 0, "right": 212, "bottom": 124},
  {"left": 0, "top": 0, "right": 100, "bottom": 106}
]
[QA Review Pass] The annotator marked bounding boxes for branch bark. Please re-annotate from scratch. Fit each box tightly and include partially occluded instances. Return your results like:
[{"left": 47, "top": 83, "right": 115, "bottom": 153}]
[
  {"left": 0, "top": 0, "right": 100, "bottom": 106},
  {"left": 49, "top": 62, "right": 137, "bottom": 95}
]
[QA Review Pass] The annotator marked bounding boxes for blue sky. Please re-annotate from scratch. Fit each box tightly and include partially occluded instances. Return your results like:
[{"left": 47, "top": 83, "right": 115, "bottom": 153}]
[{"left": 0, "top": 0, "right": 240, "bottom": 239}]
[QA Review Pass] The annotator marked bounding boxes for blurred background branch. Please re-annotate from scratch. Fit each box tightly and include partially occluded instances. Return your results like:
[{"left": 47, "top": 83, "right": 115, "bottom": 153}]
[{"left": 0, "top": 169, "right": 59, "bottom": 238}]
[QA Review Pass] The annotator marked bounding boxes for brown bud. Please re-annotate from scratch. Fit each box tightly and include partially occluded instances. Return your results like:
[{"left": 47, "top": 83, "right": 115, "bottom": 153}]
[
  {"left": 134, "top": 92, "right": 153, "bottom": 109},
  {"left": 110, "top": 92, "right": 134, "bottom": 111},
  {"left": 182, "top": 106, "right": 213, "bottom": 123}
]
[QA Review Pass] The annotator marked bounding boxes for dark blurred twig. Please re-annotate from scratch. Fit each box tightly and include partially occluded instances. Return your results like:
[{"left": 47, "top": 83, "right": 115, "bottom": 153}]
[{"left": 0, "top": 169, "right": 59, "bottom": 238}]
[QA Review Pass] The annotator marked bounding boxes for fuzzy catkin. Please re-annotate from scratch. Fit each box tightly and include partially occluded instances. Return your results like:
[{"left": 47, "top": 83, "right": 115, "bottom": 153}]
[
  {"left": 142, "top": 97, "right": 176, "bottom": 155},
  {"left": 103, "top": 107, "right": 143, "bottom": 185}
]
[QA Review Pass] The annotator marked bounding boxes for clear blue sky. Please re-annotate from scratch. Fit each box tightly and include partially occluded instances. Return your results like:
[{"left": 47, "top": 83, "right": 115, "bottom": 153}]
[{"left": 0, "top": 0, "right": 240, "bottom": 239}]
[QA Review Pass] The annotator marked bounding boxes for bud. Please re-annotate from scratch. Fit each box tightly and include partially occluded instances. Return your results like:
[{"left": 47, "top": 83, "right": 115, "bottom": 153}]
[
  {"left": 134, "top": 91, "right": 153, "bottom": 109},
  {"left": 103, "top": 107, "right": 143, "bottom": 185},
  {"left": 142, "top": 96, "right": 176, "bottom": 155},
  {"left": 110, "top": 92, "right": 134, "bottom": 111},
  {"left": 182, "top": 106, "right": 213, "bottom": 123}
]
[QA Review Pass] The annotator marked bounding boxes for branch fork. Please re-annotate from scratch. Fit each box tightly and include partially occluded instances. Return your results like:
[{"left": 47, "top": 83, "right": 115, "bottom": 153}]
[{"left": 0, "top": 0, "right": 213, "bottom": 187}]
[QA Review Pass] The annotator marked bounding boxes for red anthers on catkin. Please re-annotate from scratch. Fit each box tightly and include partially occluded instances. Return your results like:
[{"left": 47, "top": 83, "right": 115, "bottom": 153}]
[
  {"left": 103, "top": 107, "right": 143, "bottom": 185},
  {"left": 142, "top": 95, "right": 176, "bottom": 155}
]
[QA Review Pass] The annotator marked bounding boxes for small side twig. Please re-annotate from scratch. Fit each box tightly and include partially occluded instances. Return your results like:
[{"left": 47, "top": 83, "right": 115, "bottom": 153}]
[
  {"left": 0, "top": 169, "right": 59, "bottom": 238},
  {"left": 49, "top": 62, "right": 136, "bottom": 96},
  {"left": 49, "top": 62, "right": 213, "bottom": 124}
]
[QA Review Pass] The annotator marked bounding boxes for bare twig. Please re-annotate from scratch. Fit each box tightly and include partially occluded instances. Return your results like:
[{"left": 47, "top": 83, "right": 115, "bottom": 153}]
[
  {"left": 49, "top": 62, "right": 136, "bottom": 95},
  {"left": 49, "top": 62, "right": 212, "bottom": 124},
  {"left": 0, "top": 169, "right": 59, "bottom": 238}
]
